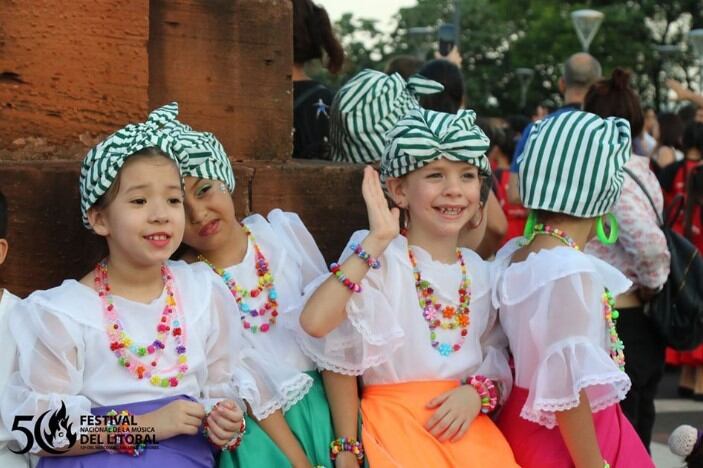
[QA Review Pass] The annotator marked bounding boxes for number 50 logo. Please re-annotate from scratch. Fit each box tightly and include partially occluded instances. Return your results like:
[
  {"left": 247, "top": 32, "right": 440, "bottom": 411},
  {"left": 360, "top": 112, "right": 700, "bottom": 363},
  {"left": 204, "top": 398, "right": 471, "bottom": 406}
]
[{"left": 10, "top": 402, "right": 77, "bottom": 454}]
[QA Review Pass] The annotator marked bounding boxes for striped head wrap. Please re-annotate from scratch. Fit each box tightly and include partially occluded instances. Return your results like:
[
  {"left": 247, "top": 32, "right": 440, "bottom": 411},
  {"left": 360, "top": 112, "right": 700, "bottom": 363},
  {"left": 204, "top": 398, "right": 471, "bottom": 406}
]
[
  {"left": 177, "top": 133, "right": 235, "bottom": 193},
  {"left": 79, "top": 102, "right": 234, "bottom": 229},
  {"left": 519, "top": 110, "right": 631, "bottom": 218},
  {"left": 330, "top": 69, "right": 444, "bottom": 163},
  {"left": 381, "top": 108, "right": 491, "bottom": 181}
]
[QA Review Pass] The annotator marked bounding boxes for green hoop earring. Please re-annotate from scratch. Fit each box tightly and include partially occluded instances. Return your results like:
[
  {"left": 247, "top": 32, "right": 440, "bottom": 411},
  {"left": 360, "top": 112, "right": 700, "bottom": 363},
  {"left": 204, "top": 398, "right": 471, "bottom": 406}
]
[
  {"left": 596, "top": 213, "right": 619, "bottom": 245},
  {"left": 523, "top": 211, "right": 537, "bottom": 238}
]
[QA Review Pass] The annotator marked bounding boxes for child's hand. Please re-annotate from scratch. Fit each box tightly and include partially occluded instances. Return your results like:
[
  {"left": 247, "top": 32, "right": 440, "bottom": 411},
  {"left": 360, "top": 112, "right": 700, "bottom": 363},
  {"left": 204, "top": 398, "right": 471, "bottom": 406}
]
[
  {"left": 204, "top": 400, "right": 244, "bottom": 447},
  {"left": 424, "top": 385, "right": 481, "bottom": 442},
  {"left": 362, "top": 166, "right": 400, "bottom": 249},
  {"left": 139, "top": 399, "right": 206, "bottom": 441},
  {"left": 666, "top": 79, "right": 693, "bottom": 101}
]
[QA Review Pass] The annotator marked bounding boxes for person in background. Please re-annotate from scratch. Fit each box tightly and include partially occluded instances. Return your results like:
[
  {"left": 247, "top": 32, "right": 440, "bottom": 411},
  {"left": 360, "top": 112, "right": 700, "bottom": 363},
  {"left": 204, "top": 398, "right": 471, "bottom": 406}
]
[
  {"left": 661, "top": 122, "right": 703, "bottom": 399},
  {"left": 668, "top": 79, "right": 703, "bottom": 125},
  {"left": 652, "top": 112, "right": 684, "bottom": 168},
  {"left": 584, "top": 68, "right": 670, "bottom": 451},
  {"left": 292, "top": 0, "right": 344, "bottom": 160},
  {"left": 634, "top": 105, "right": 658, "bottom": 158},
  {"left": 482, "top": 121, "right": 527, "bottom": 246},
  {"left": 507, "top": 52, "right": 602, "bottom": 205}
]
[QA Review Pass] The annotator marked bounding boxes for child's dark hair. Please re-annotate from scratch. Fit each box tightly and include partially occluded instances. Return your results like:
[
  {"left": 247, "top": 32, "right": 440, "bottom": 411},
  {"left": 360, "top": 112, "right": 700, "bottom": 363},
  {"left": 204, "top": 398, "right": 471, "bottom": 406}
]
[
  {"left": 584, "top": 68, "right": 644, "bottom": 139},
  {"left": 418, "top": 59, "right": 464, "bottom": 114},
  {"left": 0, "top": 191, "right": 6, "bottom": 238},
  {"left": 92, "top": 147, "right": 175, "bottom": 211},
  {"left": 658, "top": 112, "right": 685, "bottom": 149},
  {"left": 293, "top": 0, "right": 344, "bottom": 74},
  {"left": 682, "top": 122, "right": 703, "bottom": 155}
]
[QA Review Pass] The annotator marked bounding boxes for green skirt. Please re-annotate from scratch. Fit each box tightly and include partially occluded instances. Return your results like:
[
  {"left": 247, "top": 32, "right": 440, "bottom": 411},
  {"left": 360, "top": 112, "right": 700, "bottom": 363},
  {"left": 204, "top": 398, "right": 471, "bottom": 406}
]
[{"left": 219, "top": 370, "right": 335, "bottom": 468}]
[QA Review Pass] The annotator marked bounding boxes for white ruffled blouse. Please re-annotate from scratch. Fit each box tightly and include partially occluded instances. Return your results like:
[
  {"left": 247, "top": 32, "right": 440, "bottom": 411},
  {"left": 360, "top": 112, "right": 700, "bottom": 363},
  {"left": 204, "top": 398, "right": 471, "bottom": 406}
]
[
  {"left": 216, "top": 210, "right": 328, "bottom": 373},
  {"left": 0, "top": 261, "right": 310, "bottom": 453},
  {"left": 493, "top": 239, "right": 633, "bottom": 429},
  {"left": 299, "top": 231, "right": 512, "bottom": 394}
]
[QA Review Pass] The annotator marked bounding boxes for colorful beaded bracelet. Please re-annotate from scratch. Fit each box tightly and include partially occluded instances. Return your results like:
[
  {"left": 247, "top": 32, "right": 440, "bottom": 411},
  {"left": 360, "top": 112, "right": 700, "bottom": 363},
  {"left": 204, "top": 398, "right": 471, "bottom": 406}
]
[
  {"left": 104, "top": 409, "right": 146, "bottom": 456},
  {"left": 349, "top": 243, "right": 381, "bottom": 269},
  {"left": 330, "top": 263, "right": 362, "bottom": 293},
  {"left": 202, "top": 402, "right": 247, "bottom": 452},
  {"left": 466, "top": 375, "right": 499, "bottom": 414},
  {"left": 330, "top": 436, "right": 364, "bottom": 464}
]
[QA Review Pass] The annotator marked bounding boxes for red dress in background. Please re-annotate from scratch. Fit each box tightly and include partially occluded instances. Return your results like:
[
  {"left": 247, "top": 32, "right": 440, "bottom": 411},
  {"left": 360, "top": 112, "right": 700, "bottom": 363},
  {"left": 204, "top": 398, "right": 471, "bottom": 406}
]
[
  {"left": 664, "top": 159, "right": 703, "bottom": 365},
  {"left": 494, "top": 169, "right": 528, "bottom": 245}
]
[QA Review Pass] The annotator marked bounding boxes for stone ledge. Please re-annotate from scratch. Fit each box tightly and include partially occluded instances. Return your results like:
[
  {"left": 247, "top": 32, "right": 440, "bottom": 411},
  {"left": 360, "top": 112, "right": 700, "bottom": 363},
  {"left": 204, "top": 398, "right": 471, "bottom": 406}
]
[{"left": 0, "top": 159, "right": 367, "bottom": 296}]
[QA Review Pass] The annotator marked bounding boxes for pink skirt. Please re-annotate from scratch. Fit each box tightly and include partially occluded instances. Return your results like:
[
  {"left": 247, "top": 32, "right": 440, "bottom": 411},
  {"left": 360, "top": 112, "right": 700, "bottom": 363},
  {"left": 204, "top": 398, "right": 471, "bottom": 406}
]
[{"left": 496, "top": 386, "right": 653, "bottom": 468}]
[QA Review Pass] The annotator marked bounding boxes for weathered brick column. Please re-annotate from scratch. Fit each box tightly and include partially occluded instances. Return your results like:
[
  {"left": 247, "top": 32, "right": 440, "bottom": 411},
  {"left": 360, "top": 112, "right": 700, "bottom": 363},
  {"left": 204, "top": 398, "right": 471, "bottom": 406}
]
[{"left": 0, "top": 0, "right": 366, "bottom": 296}]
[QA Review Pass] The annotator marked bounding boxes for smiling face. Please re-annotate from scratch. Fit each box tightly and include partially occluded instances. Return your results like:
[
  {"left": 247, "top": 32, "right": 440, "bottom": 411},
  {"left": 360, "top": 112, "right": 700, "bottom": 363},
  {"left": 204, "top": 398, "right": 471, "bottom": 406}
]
[
  {"left": 88, "top": 155, "right": 185, "bottom": 269},
  {"left": 181, "top": 176, "right": 239, "bottom": 256},
  {"left": 387, "top": 158, "right": 482, "bottom": 242}
]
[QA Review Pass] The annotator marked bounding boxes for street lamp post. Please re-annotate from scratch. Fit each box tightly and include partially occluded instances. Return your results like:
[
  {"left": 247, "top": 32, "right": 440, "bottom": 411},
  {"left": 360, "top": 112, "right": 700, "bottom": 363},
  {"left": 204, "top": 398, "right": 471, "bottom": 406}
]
[
  {"left": 516, "top": 68, "right": 534, "bottom": 109},
  {"left": 571, "top": 9, "right": 604, "bottom": 52},
  {"left": 689, "top": 29, "right": 703, "bottom": 92},
  {"left": 407, "top": 26, "right": 435, "bottom": 60}
]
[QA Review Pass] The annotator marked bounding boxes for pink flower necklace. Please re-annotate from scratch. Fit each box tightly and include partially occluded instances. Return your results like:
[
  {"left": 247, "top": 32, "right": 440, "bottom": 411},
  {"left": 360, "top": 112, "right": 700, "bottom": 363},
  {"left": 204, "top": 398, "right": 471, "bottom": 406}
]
[
  {"left": 524, "top": 224, "right": 626, "bottom": 370},
  {"left": 95, "top": 260, "right": 189, "bottom": 387},
  {"left": 408, "top": 247, "right": 471, "bottom": 357},
  {"left": 198, "top": 225, "right": 279, "bottom": 334}
]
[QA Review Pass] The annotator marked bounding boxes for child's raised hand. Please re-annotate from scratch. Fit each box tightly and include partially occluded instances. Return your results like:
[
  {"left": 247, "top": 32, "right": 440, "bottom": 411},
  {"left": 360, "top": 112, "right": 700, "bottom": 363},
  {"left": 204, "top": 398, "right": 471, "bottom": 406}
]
[
  {"left": 139, "top": 399, "right": 206, "bottom": 441},
  {"left": 362, "top": 166, "right": 400, "bottom": 249},
  {"left": 424, "top": 385, "right": 481, "bottom": 442},
  {"left": 204, "top": 400, "right": 244, "bottom": 447}
]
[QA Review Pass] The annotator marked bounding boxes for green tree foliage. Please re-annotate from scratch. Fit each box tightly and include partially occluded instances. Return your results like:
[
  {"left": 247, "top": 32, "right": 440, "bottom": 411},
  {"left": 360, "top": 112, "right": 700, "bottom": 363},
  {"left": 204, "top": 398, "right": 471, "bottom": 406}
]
[{"left": 319, "top": 0, "right": 703, "bottom": 116}]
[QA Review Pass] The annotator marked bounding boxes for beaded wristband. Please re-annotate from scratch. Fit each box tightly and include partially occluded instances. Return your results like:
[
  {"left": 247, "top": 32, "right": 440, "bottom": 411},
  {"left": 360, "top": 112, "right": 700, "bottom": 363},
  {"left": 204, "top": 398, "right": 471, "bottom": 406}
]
[
  {"left": 330, "top": 263, "right": 362, "bottom": 293},
  {"left": 202, "top": 402, "right": 247, "bottom": 451},
  {"left": 349, "top": 243, "right": 381, "bottom": 269},
  {"left": 467, "top": 375, "right": 499, "bottom": 414},
  {"left": 104, "top": 409, "right": 146, "bottom": 456},
  {"left": 330, "top": 437, "right": 364, "bottom": 464}
]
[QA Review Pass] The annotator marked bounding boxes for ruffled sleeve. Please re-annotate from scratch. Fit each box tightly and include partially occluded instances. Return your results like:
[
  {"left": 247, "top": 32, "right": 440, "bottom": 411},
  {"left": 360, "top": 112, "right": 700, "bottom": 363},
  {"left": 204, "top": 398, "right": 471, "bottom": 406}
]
[
  {"left": 196, "top": 264, "right": 313, "bottom": 420},
  {"left": 296, "top": 231, "right": 405, "bottom": 375},
  {"left": 521, "top": 270, "right": 631, "bottom": 429},
  {"left": 0, "top": 292, "right": 93, "bottom": 454},
  {"left": 266, "top": 209, "right": 327, "bottom": 286}
]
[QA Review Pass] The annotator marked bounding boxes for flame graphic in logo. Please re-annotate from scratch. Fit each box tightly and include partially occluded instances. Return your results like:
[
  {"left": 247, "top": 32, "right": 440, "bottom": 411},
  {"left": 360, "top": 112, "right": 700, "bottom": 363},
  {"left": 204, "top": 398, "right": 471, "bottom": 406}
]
[{"left": 35, "top": 402, "right": 77, "bottom": 454}]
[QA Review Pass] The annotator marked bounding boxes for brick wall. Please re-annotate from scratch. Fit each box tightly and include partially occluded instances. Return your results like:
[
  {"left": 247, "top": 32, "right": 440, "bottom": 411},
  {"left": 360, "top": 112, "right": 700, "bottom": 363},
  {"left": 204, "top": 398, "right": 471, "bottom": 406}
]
[{"left": 0, "top": 0, "right": 368, "bottom": 296}]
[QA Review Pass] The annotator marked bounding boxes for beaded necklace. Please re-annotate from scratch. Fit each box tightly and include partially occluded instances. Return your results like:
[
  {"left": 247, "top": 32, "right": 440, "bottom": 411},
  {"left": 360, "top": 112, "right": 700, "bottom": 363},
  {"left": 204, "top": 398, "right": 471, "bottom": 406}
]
[
  {"left": 523, "top": 224, "right": 626, "bottom": 370},
  {"left": 198, "top": 225, "right": 279, "bottom": 334},
  {"left": 408, "top": 247, "right": 471, "bottom": 357},
  {"left": 95, "top": 261, "right": 189, "bottom": 387}
]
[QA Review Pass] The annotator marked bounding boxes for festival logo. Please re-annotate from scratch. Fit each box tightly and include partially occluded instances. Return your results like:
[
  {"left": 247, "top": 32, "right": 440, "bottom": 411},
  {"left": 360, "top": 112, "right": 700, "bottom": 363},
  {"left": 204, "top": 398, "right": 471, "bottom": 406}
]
[
  {"left": 10, "top": 401, "right": 157, "bottom": 454},
  {"left": 10, "top": 402, "right": 77, "bottom": 454}
]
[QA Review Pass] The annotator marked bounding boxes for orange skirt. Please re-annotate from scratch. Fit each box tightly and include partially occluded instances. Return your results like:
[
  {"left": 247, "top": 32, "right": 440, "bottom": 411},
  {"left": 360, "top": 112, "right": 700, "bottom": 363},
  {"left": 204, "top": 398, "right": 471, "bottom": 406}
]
[{"left": 360, "top": 380, "right": 519, "bottom": 468}]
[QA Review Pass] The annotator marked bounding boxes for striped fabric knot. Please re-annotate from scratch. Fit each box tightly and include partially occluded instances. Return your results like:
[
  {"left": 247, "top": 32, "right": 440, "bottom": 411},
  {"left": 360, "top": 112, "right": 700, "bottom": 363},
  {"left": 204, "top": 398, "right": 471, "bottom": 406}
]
[
  {"left": 406, "top": 74, "right": 445, "bottom": 96},
  {"left": 330, "top": 69, "right": 444, "bottom": 164},
  {"left": 381, "top": 108, "right": 491, "bottom": 181},
  {"left": 519, "top": 110, "right": 632, "bottom": 218},
  {"left": 177, "top": 131, "right": 235, "bottom": 194},
  {"left": 79, "top": 102, "right": 234, "bottom": 229}
]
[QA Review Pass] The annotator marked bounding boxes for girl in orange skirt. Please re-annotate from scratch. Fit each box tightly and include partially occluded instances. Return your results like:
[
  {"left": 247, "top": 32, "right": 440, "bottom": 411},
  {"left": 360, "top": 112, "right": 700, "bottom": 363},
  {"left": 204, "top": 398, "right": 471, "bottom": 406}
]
[{"left": 299, "top": 108, "right": 519, "bottom": 467}]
